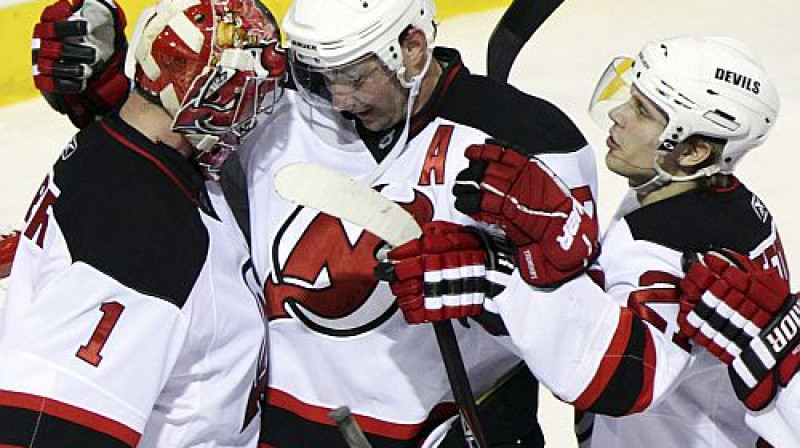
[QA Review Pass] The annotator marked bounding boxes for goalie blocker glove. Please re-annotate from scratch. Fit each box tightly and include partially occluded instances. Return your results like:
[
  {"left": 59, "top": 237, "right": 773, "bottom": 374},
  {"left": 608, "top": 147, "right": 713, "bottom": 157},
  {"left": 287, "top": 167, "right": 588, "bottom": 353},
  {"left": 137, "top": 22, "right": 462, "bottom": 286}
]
[
  {"left": 453, "top": 140, "right": 598, "bottom": 288},
  {"left": 375, "top": 221, "right": 514, "bottom": 325},
  {"left": 679, "top": 249, "right": 800, "bottom": 411},
  {"left": 32, "top": 0, "right": 130, "bottom": 128}
]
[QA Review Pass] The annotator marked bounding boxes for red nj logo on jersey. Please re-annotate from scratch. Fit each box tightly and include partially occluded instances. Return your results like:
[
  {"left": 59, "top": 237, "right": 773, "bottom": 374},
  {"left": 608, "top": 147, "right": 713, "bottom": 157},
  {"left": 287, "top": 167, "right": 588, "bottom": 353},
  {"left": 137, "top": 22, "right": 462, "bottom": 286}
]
[{"left": 264, "top": 187, "right": 434, "bottom": 337}]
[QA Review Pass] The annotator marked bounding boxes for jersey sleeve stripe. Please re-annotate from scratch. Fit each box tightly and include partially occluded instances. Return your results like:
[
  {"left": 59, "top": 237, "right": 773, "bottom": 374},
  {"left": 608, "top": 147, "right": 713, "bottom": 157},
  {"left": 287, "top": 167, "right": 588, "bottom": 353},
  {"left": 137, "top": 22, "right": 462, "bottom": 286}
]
[
  {"left": 572, "top": 308, "right": 634, "bottom": 410},
  {"left": 628, "top": 329, "right": 657, "bottom": 414},
  {"left": 572, "top": 309, "right": 657, "bottom": 416},
  {"left": 0, "top": 390, "right": 139, "bottom": 447}
]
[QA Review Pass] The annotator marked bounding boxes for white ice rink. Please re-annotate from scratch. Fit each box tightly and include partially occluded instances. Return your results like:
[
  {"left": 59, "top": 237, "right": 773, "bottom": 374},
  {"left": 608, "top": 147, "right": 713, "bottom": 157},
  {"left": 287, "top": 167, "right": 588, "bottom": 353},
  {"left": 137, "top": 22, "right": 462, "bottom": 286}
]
[{"left": 1, "top": 0, "right": 798, "bottom": 446}]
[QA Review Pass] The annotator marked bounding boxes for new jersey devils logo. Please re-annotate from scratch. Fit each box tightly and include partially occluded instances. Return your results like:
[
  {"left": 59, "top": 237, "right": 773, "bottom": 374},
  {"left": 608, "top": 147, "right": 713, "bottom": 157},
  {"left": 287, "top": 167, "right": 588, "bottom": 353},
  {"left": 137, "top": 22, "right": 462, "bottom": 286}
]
[{"left": 265, "top": 186, "right": 434, "bottom": 336}]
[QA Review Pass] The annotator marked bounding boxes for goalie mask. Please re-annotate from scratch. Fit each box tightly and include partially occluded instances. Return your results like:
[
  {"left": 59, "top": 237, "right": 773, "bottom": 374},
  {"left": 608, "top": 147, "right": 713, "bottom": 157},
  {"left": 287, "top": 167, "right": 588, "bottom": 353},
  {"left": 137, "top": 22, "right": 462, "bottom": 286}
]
[
  {"left": 132, "top": 0, "right": 286, "bottom": 178},
  {"left": 589, "top": 36, "right": 779, "bottom": 190}
]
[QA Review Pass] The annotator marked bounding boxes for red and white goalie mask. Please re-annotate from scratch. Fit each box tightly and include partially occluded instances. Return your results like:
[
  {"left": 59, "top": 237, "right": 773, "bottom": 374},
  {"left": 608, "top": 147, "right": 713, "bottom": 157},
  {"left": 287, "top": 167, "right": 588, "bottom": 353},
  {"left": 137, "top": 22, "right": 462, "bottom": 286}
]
[{"left": 132, "top": 0, "right": 286, "bottom": 178}]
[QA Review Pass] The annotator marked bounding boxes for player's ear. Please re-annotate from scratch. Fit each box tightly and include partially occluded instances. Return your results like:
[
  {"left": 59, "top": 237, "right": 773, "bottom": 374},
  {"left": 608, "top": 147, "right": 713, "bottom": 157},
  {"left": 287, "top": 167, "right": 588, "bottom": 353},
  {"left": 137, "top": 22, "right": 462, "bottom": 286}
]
[
  {"left": 677, "top": 137, "right": 715, "bottom": 169},
  {"left": 400, "top": 27, "right": 429, "bottom": 74}
]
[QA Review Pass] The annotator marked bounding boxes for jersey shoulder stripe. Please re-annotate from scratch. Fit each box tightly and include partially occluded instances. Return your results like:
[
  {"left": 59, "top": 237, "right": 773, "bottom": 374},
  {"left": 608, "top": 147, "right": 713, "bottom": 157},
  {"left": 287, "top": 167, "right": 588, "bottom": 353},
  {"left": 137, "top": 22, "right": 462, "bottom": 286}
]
[
  {"left": 435, "top": 49, "right": 587, "bottom": 156},
  {"left": 625, "top": 182, "right": 772, "bottom": 253},
  {"left": 572, "top": 308, "right": 656, "bottom": 415},
  {"left": 51, "top": 117, "right": 210, "bottom": 307}
]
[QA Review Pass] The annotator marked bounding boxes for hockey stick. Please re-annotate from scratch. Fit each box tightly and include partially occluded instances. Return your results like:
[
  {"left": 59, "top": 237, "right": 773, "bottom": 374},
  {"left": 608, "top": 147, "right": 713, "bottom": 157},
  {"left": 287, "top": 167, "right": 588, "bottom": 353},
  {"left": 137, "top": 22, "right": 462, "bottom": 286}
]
[
  {"left": 274, "top": 163, "right": 488, "bottom": 448},
  {"left": 329, "top": 406, "right": 373, "bottom": 448},
  {"left": 487, "top": 0, "right": 565, "bottom": 82}
]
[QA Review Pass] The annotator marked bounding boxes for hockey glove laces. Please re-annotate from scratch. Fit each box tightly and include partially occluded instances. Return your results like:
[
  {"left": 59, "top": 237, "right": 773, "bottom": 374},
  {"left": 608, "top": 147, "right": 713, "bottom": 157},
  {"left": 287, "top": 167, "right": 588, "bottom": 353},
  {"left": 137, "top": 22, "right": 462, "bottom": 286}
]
[
  {"left": 453, "top": 140, "right": 598, "bottom": 288},
  {"left": 678, "top": 248, "right": 800, "bottom": 411},
  {"left": 32, "top": 0, "right": 130, "bottom": 127},
  {"left": 375, "top": 221, "right": 514, "bottom": 325}
]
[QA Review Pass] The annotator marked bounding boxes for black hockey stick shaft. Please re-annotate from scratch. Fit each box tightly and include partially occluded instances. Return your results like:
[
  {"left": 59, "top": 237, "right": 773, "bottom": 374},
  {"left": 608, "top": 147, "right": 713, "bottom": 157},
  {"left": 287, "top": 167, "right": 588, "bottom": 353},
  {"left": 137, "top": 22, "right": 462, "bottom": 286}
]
[
  {"left": 487, "top": 0, "right": 565, "bottom": 82},
  {"left": 433, "top": 320, "right": 488, "bottom": 448},
  {"left": 430, "top": 2, "right": 568, "bottom": 447}
]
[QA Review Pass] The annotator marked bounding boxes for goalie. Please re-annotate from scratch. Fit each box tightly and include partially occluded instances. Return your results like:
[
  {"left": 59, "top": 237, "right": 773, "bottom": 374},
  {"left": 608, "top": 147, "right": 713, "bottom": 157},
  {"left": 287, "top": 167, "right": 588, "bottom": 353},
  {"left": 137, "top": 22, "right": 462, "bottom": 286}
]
[{"left": 0, "top": 0, "right": 285, "bottom": 445}]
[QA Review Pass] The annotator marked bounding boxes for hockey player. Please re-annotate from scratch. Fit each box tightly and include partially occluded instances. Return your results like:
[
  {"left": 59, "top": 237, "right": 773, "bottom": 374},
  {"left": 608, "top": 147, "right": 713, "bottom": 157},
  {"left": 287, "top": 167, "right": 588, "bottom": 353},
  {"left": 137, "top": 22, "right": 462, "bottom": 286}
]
[
  {"left": 384, "top": 36, "right": 795, "bottom": 447},
  {"left": 239, "top": 0, "right": 599, "bottom": 446},
  {"left": 0, "top": 0, "right": 286, "bottom": 445},
  {"left": 28, "top": 0, "right": 600, "bottom": 445}
]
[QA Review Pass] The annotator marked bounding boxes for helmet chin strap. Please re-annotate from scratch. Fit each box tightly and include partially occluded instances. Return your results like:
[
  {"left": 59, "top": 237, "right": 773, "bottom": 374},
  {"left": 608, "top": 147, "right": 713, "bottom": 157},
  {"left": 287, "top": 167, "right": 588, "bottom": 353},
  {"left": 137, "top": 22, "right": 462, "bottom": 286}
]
[
  {"left": 632, "top": 149, "right": 722, "bottom": 199},
  {"left": 363, "top": 49, "right": 434, "bottom": 185}
]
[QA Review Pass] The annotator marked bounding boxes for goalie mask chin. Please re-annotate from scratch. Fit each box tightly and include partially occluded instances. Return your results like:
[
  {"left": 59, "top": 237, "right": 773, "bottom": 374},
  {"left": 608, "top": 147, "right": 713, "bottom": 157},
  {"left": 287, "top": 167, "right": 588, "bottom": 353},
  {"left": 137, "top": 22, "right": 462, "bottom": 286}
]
[
  {"left": 174, "top": 41, "right": 286, "bottom": 179},
  {"left": 132, "top": 0, "right": 287, "bottom": 180}
]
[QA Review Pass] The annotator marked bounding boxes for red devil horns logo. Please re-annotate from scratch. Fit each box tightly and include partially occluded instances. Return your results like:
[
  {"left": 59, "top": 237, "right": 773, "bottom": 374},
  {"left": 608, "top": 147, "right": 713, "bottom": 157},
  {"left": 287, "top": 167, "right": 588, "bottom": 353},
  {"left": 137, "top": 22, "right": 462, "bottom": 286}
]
[{"left": 265, "top": 187, "right": 433, "bottom": 336}]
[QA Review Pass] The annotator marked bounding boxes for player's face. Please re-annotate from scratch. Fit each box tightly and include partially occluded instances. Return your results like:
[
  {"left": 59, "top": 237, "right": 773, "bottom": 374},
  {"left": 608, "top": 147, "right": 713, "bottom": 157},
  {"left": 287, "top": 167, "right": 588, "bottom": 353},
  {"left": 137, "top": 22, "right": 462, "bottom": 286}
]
[
  {"left": 605, "top": 86, "right": 668, "bottom": 186},
  {"left": 326, "top": 56, "right": 408, "bottom": 131}
]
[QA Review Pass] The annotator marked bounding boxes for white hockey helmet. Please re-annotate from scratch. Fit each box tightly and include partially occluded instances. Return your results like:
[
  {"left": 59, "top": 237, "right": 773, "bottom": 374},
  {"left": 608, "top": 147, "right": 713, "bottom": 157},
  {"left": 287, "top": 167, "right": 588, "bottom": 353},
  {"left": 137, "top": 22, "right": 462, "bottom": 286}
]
[
  {"left": 591, "top": 36, "right": 779, "bottom": 176},
  {"left": 282, "top": 0, "right": 436, "bottom": 72}
]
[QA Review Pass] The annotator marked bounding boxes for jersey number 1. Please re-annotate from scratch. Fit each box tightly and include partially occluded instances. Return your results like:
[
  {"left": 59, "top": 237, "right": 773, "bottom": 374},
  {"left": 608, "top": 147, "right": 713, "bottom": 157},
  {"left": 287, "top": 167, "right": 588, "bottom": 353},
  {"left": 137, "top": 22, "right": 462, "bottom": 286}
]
[{"left": 77, "top": 301, "right": 125, "bottom": 366}]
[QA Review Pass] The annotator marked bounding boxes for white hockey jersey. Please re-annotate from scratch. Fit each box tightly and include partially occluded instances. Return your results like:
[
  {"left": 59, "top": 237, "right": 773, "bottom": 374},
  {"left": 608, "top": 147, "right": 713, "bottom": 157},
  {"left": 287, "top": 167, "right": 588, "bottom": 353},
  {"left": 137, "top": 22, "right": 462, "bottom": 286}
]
[
  {"left": 0, "top": 112, "right": 268, "bottom": 447},
  {"left": 495, "top": 184, "right": 791, "bottom": 447},
  {"left": 239, "top": 48, "right": 599, "bottom": 447}
]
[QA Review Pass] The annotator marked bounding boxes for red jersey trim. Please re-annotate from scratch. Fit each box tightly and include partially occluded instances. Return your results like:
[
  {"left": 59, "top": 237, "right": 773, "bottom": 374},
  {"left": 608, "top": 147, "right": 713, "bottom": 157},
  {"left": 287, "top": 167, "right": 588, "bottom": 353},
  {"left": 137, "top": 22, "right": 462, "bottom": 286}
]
[
  {"left": 100, "top": 121, "right": 199, "bottom": 207},
  {"left": 0, "top": 390, "right": 140, "bottom": 446},
  {"left": 572, "top": 308, "right": 633, "bottom": 409},
  {"left": 410, "top": 58, "right": 462, "bottom": 136},
  {"left": 267, "top": 388, "right": 447, "bottom": 440}
]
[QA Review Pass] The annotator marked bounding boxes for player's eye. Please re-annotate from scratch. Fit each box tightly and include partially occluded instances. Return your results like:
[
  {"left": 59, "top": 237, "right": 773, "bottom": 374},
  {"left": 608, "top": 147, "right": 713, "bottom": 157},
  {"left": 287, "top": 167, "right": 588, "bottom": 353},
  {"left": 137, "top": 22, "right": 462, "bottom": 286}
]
[{"left": 633, "top": 99, "right": 652, "bottom": 119}]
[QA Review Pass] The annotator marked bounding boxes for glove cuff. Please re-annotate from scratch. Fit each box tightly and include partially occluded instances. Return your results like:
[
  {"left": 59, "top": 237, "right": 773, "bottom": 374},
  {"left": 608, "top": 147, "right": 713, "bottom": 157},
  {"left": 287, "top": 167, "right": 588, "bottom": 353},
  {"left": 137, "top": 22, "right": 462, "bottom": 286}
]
[
  {"left": 731, "top": 293, "right": 800, "bottom": 410},
  {"left": 465, "top": 226, "right": 515, "bottom": 297}
]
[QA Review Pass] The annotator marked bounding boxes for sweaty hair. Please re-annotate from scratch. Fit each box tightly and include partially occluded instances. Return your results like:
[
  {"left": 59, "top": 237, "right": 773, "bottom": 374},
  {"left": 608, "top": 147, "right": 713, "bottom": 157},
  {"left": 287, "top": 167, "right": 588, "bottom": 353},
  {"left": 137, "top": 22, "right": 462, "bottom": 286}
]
[{"left": 688, "top": 135, "right": 734, "bottom": 190}]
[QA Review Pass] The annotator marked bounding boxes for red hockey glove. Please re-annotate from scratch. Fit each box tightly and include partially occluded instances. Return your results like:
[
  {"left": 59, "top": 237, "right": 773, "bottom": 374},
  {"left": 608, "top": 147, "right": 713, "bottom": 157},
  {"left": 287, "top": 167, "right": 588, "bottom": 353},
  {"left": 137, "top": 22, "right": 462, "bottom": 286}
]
[
  {"left": 453, "top": 140, "right": 598, "bottom": 288},
  {"left": 0, "top": 231, "right": 21, "bottom": 278},
  {"left": 32, "top": 0, "right": 129, "bottom": 128},
  {"left": 679, "top": 249, "right": 799, "bottom": 411},
  {"left": 375, "top": 221, "right": 514, "bottom": 325}
]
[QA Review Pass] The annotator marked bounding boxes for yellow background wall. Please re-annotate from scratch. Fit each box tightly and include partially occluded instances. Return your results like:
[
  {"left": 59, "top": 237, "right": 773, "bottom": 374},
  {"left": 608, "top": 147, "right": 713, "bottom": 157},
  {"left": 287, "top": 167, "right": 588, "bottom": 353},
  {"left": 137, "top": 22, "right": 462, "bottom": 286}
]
[{"left": 0, "top": 0, "right": 510, "bottom": 106}]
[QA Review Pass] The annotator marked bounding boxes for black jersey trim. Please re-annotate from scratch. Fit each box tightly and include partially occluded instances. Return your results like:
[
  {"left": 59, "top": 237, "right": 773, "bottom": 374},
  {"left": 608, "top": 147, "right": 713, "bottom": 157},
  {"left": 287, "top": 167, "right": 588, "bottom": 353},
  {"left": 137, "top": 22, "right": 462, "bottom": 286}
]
[
  {"left": 431, "top": 48, "right": 587, "bottom": 156},
  {"left": 626, "top": 182, "right": 772, "bottom": 254},
  {"left": 0, "top": 390, "right": 138, "bottom": 447},
  {"left": 573, "top": 310, "right": 656, "bottom": 416},
  {"left": 101, "top": 121, "right": 200, "bottom": 208},
  {"left": 262, "top": 388, "right": 456, "bottom": 446},
  {"left": 52, "top": 116, "right": 211, "bottom": 307}
]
